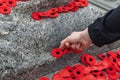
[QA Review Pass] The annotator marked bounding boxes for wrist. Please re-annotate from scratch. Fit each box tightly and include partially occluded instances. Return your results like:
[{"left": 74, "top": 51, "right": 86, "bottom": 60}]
[{"left": 83, "top": 28, "right": 93, "bottom": 44}]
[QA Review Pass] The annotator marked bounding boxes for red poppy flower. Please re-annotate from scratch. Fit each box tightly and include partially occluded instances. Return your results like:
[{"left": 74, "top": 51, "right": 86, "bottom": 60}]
[
  {"left": 114, "top": 63, "right": 120, "bottom": 72},
  {"left": 117, "top": 60, "right": 120, "bottom": 66},
  {"left": 59, "top": 69, "right": 71, "bottom": 78},
  {"left": 58, "top": 6, "right": 69, "bottom": 13},
  {"left": 70, "top": 75, "right": 79, "bottom": 80},
  {"left": 64, "top": 2, "right": 74, "bottom": 10},
  {"left": 85, "top": 73, "right": 96, "bottom": 80},
  {"left": 80, "top": 0, "right": 89, "bottom": 7},
  {"left": 48, "top": 8, "right": 58, "bottom": 13},
  {"left": 6, "top": 0, "right": 17, "bottom": 7},
  {"left": 72, "top": 68, "right": 84, "bottom": 77},
  {"left": 62, "top": 48, "right": 74, "bottom": 54},
  {"left": 100, "top": 60, "right": 110, "bottom": 69},
  {"left": 72, "top": 0, "right": 81, "bottom": 2},
  {"left": 48, "top": 12, "right": 59, "bottom": 18},
  {"left": 52, "top": 73, "right": 64, "bottom": 80},
  {"left": 91, "top": 65, "right": 104, "bottom": 71},
  {"left": 116, "top": 50, "right": 120, "bottom": 60},
  {"left": 65, "top": 48, "right": 74, "bottom": 54},
  {"left": 64, "top": 66, "right": 74, "bottom": 73},
  {"left": 31, "top": 12, "right": 43, "bottom": 20},
  {"left": 62, "top": 49, "right": 69, "bottom": 55},
  {"left": 73, "top": 64, "right": 85, "bottom": 69},
  {"left": 0, "top": 5, "right": 11, "bottom": 15},
  {"left": 70, "top": 6, "right": 79, "bottom": 12},
  {"left": 97, "top": 72, "right": 107, "bottom": 79},
  {"left": 38, "top": 12, "right": 49, "bottom": 17},
  {"left": 80, "top": 53, "right": 89, "bottom": 64},
  {"left": 107, "top": 51, "right": 116, "bottom": 57},
  {"left": 63, "top": 77, "right": 72, "bottom": 80},
  {"left": 106, "top": 65, "right": 117, "bottom": 74},
  {"left": 72, "top": 2, "right": 84, "bottom": 7},
  {"left": 108, "top": 73, "right": 118, "bottom": 80},
  {"left": 83, "top": 66, "right": 91, "bottom": 74},
  {"left": 109, "top": 56, "right": 118, "bottom": 65},
  {"left": 0, "top": 0, "right": 5, "bottom": 7},
  {"left": 39, "top": 76, "right": 50, "bottom": 80},
  {"left": 86, "top": 55, "right": 96, "bottom": 65},
  {"left": 116, "top": 50, "right": 120, "bottom": 55},
  {"left": 51, "top": 48, "right": 63, "bottom": 58},
  {"left": 74, "top": 49, "right": 82, "bottom": 54},
  {"left": 98, "top": 54, "right": 108, "bottom": 60},
  {"left": 91, "top": 70, "right": 102, "bottom": 75}
]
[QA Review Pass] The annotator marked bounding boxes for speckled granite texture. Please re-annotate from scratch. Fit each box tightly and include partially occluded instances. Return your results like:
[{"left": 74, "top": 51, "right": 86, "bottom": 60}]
[{"left": 0, "top": 0, "right": 120, "bottom": 80}]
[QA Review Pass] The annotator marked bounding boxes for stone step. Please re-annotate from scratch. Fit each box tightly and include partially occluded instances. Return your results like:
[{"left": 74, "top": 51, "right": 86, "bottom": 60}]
[
  {"left": 0, "top": 0, "right": 120, "bottom": 80},
  {"left": 88, "top": 0, "right": 120, "bottom": 11}
]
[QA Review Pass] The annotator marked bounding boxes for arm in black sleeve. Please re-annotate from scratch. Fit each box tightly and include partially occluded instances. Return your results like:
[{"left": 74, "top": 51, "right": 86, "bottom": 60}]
[{"left": 88, "top": 6, "right": 120, "bottom": 47}]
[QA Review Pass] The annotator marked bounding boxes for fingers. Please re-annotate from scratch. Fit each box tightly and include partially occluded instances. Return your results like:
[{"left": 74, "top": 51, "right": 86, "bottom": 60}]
[
  {"left": 59, "top": 36, "right": 72, "bottom": 49},
  {"left": 60, "top": 38, "right": 88, "bottom": 50},
  {"left": 60, "top": 37, "right": 82, "bottom": 50},
  {"left": 76, "top": 43, "right": 82, "bottom": 50},
  {"left": 59, "top": 38, "right": 71, "bottom": 49},
  {"left": 71, "top": 43, "right": 82, "bottom": 50},
  {"left": 71, "top": 42, "right": 90, "bottom": 50},
  {"left": 59, "top": 39, "right": 66, "bottom": 49},
  {"left": 65, "top": 42, "right": 71, "bottom": 48},
  {"left": 71, "top": 44, "right": 76, "bottom": 50},
  {"left": 60, "top": 42, "right": 71, "bottom": 49},
  {"left": 80, "top": 41, "right": 90, "bottom": 50}
]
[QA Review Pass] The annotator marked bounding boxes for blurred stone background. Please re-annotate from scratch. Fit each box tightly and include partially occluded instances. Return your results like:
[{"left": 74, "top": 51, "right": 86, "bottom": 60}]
[{"left": 0, "top": 0, "right": 120, "bottom": 80}]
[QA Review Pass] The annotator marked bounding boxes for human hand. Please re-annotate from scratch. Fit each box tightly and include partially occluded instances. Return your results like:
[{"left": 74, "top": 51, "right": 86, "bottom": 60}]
[{"left": 59, "top": 28, "right": 93, "bottom": 50}]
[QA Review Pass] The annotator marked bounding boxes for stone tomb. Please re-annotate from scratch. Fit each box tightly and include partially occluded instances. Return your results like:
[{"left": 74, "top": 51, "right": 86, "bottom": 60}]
[{"left": 0, "top": 0, "right": 120, "bottom": 80}]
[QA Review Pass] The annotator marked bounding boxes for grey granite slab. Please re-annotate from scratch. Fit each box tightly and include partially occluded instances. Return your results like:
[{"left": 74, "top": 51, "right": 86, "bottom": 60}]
[
  {"left": 0, "top": 0, "right": 120, "bottom": 80},
  {"left": 88, "top": 0, "right": 120, "bottom": 11}
]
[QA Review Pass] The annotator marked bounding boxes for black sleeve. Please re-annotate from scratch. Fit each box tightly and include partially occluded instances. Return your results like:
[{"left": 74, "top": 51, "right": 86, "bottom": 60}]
[{"left": 88, "top": 6, "right": 120, "bottom": 47}]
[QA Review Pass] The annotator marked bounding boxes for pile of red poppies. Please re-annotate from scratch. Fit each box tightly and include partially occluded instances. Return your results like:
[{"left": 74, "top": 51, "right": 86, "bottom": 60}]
[
  {"left": 0, "top": 0, "right": 89, "bottom": 20},
  {"left": 51, "top": 48, "right": 83, "bottom": 58},
  {"left": 39, "top": 49, "right": 120, "bottom": 80},
  {"left": 0, "top": 0, "right": 17, "bottom": 14},
  {"left": 0, "top": 0, "right": 28, "bottom": 15},
  {"left": 31, "top": 0, "right": 89, "bottom": 20}
]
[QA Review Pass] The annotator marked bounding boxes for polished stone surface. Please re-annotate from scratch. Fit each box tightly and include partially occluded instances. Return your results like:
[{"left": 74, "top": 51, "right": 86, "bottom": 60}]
[{"left": 89, "top": 0, "right": 120, "bottom": 11}]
